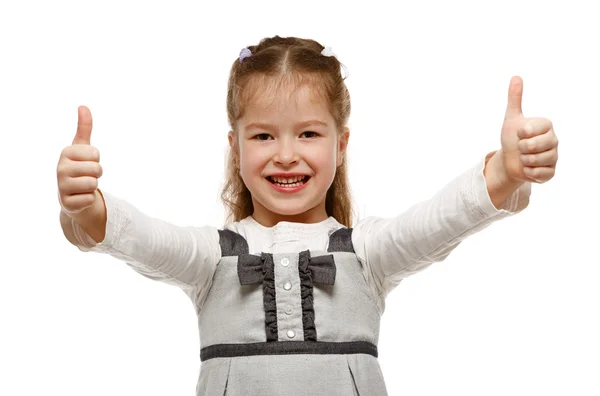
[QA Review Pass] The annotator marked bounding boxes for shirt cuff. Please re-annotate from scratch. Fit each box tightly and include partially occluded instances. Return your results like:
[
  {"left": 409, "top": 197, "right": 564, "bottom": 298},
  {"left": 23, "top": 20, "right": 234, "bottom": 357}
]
[
  {"left": 471, "top": 150, "right": 532, "bottom": 217},
  {"left": 73, "top": 189, "right": 121, "bottom": 253}
]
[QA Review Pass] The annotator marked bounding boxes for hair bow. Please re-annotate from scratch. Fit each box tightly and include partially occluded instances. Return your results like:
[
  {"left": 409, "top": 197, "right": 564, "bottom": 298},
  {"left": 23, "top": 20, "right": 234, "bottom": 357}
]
[
  {"left": 239, "top": 47, "right": 252, "bottom": 63},
  {"left": 320, "top": 46, "right": 336, "bottom": 57}
]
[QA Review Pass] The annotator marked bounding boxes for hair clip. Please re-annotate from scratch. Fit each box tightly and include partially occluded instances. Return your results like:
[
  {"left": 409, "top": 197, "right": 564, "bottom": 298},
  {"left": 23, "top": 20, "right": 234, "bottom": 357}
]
[
  {"left": 321, "top": 46, "right": 336, "bottom": 57},
  {"left": 239, "top": 48, "right": 252, "bottom": 63}
]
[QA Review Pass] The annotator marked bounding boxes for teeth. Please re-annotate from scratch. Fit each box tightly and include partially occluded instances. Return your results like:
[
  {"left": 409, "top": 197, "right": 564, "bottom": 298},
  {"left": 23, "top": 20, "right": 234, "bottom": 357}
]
[
  {"left": 272, "top": 176, "right": 305, "bottom": 184},
  {"left": 269, "top": 175, "right": 308, "bottom": 186},
  {"left": 276, "top": 181, "right": 303, "bottom": 187}
]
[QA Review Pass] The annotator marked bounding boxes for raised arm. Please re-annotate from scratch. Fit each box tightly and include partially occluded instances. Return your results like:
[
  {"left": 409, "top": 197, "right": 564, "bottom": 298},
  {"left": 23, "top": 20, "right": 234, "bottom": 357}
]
[
  {"left": 61, "top": 188, "right": 221, "bottom": 305},
  {"left": 352, "top": 153, "right": 532, "bottom": 310},
  {"left": 353, "top": 76, "right": 558, "bottom": 311},
  {"left": 57, "top": 106, "right": 221, "bottom": 307}
]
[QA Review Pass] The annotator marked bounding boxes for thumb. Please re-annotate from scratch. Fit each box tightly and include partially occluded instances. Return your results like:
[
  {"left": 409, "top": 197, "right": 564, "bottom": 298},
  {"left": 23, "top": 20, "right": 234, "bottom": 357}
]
[
  {"left": 505, "top": 76, "right": 524, "bottom": 119},
  {"left": 73, "top": 105, "right": 93, "bottom": 145}
]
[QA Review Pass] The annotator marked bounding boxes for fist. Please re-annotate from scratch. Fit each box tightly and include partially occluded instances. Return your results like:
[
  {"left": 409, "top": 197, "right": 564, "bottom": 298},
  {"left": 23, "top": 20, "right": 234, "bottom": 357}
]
[
  {"left": 500, "top": 76, "right": 559, "bottom": 183},
  {"left": 57, "top": 106, "right": 103, "bottom": 215}
]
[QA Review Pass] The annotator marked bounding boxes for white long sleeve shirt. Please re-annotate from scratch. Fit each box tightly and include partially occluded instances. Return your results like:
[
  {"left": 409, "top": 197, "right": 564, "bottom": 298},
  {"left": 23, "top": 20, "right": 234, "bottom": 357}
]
[{"left": 66, "top": 153, "right": 531, "bottom": 314}]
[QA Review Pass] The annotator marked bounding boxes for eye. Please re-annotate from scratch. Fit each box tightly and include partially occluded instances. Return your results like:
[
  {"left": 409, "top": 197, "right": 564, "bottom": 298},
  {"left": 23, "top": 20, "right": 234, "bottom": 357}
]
[
  {"left": 253, "top": 133, "right": 273, "bottom": 141},
  {"left": 300, "top": 131, "right": 319, "bottom": 138}
]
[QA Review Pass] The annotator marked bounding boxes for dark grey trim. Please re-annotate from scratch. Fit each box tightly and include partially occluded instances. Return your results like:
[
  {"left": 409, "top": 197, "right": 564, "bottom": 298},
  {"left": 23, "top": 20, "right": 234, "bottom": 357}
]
[
  {"left": 327, "top": 228, "right": 355, "bottom": 253},
  {"left": 261, "top": 253, "right": 278, "bottom": 341},
  {"left": 220, "top": 230, "right": 278, "bottom": 342},
  {"left": 235, "top": 252, "right": 278, "bottom": 341},
  {"left": 298, "top": 250, "right": 317, "bottom": 341},
  {"left": 200, "top": 341, "right": 378, "bottom": 361},
  {"left": 298, "top": 250, "right": 337, "bottom": 341},
  {"left": 237, "top": 253, "right": 265, "bottom": 285}
]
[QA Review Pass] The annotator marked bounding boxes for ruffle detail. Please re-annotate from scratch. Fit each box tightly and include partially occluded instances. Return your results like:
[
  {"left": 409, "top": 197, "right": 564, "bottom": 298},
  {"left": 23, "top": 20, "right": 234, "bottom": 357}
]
[
  {"left": 261, "top": 253, "right": 278, "bottom": 342},
  {"left": 298, "top": 250, "right": 317, "bottom": 341}
]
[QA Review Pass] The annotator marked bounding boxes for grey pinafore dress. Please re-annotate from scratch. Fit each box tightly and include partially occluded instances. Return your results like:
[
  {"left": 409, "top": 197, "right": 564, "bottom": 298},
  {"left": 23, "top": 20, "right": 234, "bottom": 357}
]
[{"left": 195, "top": 227, "right": 387, "bottom": 396}]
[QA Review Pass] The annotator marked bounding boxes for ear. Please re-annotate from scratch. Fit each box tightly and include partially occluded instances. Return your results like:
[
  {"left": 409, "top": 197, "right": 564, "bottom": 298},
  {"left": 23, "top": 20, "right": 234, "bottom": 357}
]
[
  {"left": 228, "top": 131, "right": 239, "bottom": 168},
  {"left": 336, "top": 127, "right": 350, "bottom": 167}
]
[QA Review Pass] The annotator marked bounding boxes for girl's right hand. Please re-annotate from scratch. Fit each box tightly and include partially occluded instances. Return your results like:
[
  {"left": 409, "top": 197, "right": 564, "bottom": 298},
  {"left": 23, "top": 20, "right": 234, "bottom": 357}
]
[{"left": 57, "top": 106, "right": 104, "bottom": 216}]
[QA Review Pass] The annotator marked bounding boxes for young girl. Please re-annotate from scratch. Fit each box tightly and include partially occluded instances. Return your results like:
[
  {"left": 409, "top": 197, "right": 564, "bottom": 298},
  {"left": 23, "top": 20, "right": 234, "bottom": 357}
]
[{"left": 57, "top": 36, "right": 559, "bottom": 395}]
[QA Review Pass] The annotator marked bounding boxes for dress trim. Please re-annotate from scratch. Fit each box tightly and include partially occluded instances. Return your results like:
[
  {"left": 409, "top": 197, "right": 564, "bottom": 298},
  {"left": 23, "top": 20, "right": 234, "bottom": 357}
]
[{"left": 200, "top": 340, "right": 378, "bottom": 361}]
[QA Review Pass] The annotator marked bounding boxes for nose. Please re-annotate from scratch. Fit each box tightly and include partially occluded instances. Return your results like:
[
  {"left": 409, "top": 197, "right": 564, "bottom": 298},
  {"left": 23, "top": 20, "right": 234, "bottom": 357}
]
[{"left": 273, "top": 138, "right": 299, "bottom": 166}]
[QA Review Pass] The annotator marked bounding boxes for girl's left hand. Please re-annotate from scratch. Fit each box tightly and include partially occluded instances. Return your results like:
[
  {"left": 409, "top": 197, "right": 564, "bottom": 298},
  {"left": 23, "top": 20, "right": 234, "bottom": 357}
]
[{"left": 499, "top": 76, "right": 559, "bottom": 183}]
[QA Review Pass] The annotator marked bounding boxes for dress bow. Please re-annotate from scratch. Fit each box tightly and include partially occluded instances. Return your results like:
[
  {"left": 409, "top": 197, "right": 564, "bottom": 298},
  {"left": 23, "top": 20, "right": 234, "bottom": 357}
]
[
  {"left": 237, "top": 253, "right": 270, "bottom": 285},
  {"left": 237, "top": 251, "right": 336, "bottom": 285},
  {"left": 298, "top": 251, "right": 336, "bottom": 285}
]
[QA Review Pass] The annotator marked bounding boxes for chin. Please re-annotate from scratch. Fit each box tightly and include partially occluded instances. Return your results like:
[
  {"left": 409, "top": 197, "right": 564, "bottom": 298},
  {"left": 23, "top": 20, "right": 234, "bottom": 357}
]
[
  {"left": 267, "top": 203, "right": 312, "bottom": 217},
  {"left": 254, "top": 197, "right": 325, "bottom": 222}
]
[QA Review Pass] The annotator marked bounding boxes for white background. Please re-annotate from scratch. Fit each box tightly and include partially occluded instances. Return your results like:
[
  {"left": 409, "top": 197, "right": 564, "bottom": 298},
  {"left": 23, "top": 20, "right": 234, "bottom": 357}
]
[{"left": 1, "top": 0, "right": 598, "bottom": 394}]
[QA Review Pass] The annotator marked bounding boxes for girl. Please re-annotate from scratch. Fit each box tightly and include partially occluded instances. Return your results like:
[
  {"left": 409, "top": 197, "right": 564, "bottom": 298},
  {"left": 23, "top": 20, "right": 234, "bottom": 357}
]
[{"left": 57, "top": 36, "right": 559, "bottom": 395}]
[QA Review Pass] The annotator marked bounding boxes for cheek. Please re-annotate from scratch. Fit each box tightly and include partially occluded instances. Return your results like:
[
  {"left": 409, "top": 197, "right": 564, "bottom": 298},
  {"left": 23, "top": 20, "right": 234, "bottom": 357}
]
[
  {"left": 239, "top": 146, "right": 269, "bottom": 176},
  {"left": 316, "top": 142, "right": 339, "bottom": 168}
]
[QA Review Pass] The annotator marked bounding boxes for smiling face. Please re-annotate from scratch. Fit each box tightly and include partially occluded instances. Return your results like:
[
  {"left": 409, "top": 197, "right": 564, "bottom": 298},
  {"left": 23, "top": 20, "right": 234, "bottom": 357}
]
[{"left": 229, "top": 81, "right": 349, "bottom": 227}]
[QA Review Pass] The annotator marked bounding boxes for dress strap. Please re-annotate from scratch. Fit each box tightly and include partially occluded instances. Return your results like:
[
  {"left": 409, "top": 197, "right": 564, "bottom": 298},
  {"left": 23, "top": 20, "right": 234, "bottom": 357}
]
[
  {"left": 218, "top": 229, "right": 249, "bottom": 256},
  {"left": 327, "top": 228, "right": 355, "bottom": 253}
]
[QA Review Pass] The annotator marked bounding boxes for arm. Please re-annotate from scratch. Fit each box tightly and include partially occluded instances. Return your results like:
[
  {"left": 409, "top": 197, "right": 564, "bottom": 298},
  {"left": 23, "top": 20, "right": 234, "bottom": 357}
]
[
  {"left": 352, "top": 152, "right": 531, "bottom": 310},
  {"left": 61, "top": 188, "right": 221, "bottom": 305}
]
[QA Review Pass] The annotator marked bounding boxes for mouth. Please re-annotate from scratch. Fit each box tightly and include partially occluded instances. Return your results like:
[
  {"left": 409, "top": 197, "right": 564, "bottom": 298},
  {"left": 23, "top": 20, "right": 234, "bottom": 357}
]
[{"left": 266, "top": 175, "right": 311, "bottom": 188}]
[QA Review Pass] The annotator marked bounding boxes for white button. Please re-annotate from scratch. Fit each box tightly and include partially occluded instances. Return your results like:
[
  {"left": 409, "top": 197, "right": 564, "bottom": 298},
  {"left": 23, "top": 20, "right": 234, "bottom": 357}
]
[
  {"left": 287, "top": 330, "right": 296, "bottom": 338},
  {"left": 285, "top": 305, "right": 294, "bottom": 315},
  {"left": 283, "top": 282, "right": 292, "bottom": 290},
  {"left": 281, "top": 257, "right": 290, "bottom": 267}
]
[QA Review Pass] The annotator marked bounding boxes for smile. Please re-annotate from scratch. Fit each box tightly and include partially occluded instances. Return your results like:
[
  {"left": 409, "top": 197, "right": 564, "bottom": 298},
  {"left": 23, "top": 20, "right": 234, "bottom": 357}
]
[{"left": 266, "top": 175, "right": 311, "bottom": 193}]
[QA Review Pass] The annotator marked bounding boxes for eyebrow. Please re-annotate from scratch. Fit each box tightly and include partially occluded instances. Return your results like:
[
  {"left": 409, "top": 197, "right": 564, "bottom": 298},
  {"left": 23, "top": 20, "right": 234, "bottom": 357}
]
[{"left": 245, "top": 120, "right": 328, "bottom": 131}]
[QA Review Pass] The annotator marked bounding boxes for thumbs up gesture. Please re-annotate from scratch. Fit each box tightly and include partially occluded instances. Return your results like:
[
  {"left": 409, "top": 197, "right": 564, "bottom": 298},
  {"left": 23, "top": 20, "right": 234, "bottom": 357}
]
[
  {"left": 499, "top": 76, "right": 559, "bottom": 183},
  {"left": 57, "top": 106, "right": 104, "bottom": 216}
]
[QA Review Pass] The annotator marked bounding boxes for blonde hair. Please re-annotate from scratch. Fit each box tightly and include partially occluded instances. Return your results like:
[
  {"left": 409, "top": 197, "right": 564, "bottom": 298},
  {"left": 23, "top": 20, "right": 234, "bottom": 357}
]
[{"left": 221, "top": 36, "right": 354, "bottom": 227}]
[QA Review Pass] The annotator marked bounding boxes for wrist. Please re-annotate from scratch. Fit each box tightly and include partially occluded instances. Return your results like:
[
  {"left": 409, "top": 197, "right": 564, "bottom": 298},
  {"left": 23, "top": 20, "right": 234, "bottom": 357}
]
[{"left": 484, "top": 150, "right": 524, "bottom": 209}]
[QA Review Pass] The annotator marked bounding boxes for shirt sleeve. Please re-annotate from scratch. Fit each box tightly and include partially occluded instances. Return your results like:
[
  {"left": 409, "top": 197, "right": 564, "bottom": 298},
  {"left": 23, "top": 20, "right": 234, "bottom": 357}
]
[
  {"left": 67, "top": 188, "right": 222, "bottom": 309},
  {"left": 352, "top": 153, "right": 532, "bottom": 312}
]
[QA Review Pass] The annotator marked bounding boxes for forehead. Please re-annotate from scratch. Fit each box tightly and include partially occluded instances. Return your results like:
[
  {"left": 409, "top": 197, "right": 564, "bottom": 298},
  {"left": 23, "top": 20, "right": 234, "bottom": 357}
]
[{"left": 238, "top": 75, "right": 333, "bottom": 126}]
